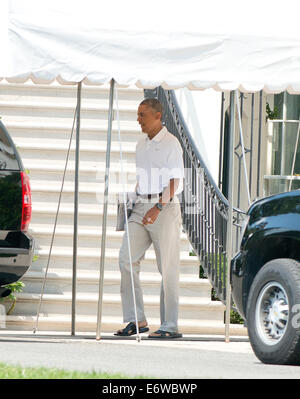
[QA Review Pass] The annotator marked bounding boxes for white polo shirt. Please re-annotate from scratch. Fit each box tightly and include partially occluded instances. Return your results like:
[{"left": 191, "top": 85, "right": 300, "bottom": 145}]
[{"left": 135, "top": 126, "right": 184, "bottom": 195}]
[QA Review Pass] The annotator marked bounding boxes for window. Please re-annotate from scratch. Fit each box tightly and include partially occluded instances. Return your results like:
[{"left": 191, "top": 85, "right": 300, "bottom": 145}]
[{"left": 265, "top": 92, "right": 300, "bottom": 195}]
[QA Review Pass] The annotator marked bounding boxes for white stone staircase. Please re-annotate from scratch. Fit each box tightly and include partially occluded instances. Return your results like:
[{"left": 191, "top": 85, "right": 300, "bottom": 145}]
[{"left": 0, "top": 81, "right": 246, "bottom": 335}]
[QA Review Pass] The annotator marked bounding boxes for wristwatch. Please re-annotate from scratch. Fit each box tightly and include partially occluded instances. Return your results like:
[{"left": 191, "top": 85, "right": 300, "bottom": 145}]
[{"left": 155, "top": 202, "right": 163, "bottom": 211}]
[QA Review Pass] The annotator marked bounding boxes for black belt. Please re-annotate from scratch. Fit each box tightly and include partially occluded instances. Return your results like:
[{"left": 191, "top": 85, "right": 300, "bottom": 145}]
[
  {"left": 147, "top": 192, "right": 162, "bottom": 199},
  {"left": 138, "top": 192, "right": 173, "bottom": 201},
  {"left": 137, "top": 192, "right": 162, "bottom": 199}
]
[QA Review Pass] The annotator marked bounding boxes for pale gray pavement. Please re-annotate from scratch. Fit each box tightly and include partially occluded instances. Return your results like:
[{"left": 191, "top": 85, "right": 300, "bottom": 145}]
[{"left": 0, "top": 331, "right": 300, "bottom": 379}]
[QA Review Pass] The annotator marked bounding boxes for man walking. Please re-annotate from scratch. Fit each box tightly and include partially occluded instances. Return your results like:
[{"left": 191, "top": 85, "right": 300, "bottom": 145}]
[{"left": 115, "top": 98, "right": 184, "bottom": 338}]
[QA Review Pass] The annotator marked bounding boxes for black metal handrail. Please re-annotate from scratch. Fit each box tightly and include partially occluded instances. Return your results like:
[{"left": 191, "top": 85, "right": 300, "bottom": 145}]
[{"left": 144, "top": 87, "right": 245, "bottom": 303}]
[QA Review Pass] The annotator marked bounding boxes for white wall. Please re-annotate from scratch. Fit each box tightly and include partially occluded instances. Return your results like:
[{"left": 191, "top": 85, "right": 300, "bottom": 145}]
[{"left": 175, "top": 88, "right": 222, "bottom": 185}]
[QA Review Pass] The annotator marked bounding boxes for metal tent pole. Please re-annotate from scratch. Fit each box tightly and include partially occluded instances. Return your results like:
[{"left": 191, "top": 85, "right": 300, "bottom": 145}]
[
  {"left": 96, "top": 79, "right": 115, "bottom": 340},
  {"left": 218, "top": 92, "right": 225, "bottom": 190},
  {"left": 256, "top": 90, "right": 263, "bottom": 197},
  {"left": 289, "top": 114, "right": 300, "bottom": 191},
  {"left": 225, "top": 91, "right": 235, "bottom": 343},
  {"left": 71, "top": 81, "right": 82, "bottom": 336}
]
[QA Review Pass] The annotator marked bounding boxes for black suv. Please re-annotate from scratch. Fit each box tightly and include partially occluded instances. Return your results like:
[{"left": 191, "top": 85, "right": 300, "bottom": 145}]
[
  {"left": 0, "top": 120, "right": 34, "bottom": 298},
  {"left": 231, "top": 189, "right": 300, "bottom": 365}
]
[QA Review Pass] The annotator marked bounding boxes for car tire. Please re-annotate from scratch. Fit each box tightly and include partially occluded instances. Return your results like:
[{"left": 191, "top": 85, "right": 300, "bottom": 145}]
[{"left": 246, "top": 258, "right": 300, "bottom": 365}]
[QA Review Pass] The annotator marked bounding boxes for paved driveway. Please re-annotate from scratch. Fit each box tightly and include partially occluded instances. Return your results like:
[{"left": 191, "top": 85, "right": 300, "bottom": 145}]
[{"left": 0, "top": 332, "right": 300, "bottom": 379}]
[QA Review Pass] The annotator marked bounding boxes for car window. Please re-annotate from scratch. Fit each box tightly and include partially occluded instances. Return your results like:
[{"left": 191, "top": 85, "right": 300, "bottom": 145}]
[{"left": 0, "top": 121, "right": 22, "bottom": 170}]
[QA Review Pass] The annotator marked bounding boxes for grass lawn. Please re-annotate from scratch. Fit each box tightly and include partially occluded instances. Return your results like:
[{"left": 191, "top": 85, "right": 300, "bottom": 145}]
[{"left": 0, "top": 362, "right": 147, "bottom": 379}]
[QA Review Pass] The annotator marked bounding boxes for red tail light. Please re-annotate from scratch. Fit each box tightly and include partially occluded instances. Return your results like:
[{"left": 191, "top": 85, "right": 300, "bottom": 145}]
[{"left": 20, "top": 172, "right": 32, "bottom": 232}]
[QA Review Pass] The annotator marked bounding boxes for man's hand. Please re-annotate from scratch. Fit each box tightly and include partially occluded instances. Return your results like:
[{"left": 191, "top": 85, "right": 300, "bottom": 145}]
[
  {"left": 142, "top": 206, "right": 161, "bottom": 225},
  {"left": 142, "top": 178, "right": 180, "bottom": 225}
]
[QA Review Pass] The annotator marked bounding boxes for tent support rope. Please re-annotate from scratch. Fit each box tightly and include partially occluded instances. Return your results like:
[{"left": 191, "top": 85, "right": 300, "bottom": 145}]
[
  {"left": 115, "top": 86, "right": 141, "bottom": 342},
  {"left": 33, "top": 87, "right": 79, "bottom": 334}
]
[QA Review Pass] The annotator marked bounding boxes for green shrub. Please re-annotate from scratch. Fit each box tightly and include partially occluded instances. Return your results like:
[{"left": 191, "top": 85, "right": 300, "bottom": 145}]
[
  {"left": 230, "top": 309, "right": 244, "bottom": 324},
  {"left": 196, "top": 254, "right": 245, "bottom": 325}
]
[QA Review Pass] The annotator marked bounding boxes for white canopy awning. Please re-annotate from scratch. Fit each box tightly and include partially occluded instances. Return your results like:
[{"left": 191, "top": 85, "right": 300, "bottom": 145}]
[
  {"left": 2, "top": 0, "right": 300, "bottom": 93},
  {"left": 3, "top": 0, "right": 297, "bottom": 341}
]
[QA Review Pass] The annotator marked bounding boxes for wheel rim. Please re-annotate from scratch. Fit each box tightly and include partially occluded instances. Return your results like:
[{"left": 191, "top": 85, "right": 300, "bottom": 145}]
[{"left": 255, "top": 281, "right": 289, "bottom": 346}]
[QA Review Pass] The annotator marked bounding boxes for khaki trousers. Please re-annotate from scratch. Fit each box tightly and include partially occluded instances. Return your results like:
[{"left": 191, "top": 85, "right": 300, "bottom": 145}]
[{"left": 119, "top": 196, "right": 182, "bottom": 333}]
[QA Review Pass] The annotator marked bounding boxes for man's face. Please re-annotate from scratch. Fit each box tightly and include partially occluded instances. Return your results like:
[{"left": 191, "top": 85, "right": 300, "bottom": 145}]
[{"left": 137, "top": 104, "right": 161, "bottom": 134}]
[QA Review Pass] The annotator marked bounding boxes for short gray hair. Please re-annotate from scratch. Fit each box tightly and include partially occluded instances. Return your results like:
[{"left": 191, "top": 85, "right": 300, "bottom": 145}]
[{"left": 139, "top": 98, "right": 163, "bottom": 116}]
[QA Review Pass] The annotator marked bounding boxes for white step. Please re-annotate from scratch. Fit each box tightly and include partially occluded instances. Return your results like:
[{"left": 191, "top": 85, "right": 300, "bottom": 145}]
[
  {"left": 23, "top": 159, "right": 137, "bottom": 183},
  {"left": 21, "top": 269, "right": 211, "bottom": 298},
  {"left": 34, "top": 246, "right": 197, "bottom": 265},
  {"left": 31, "top": 253, "right": 199, "bottom": 275},
  {"left": 4, "top": 292, "right": 225, "bottom": 321},
  {"left": 0, "top": 81, "right": 143, "bottom": 103},
  {"left": 3, "top": 119, "right": 142, "bottom": 138},
  {"left": 29, "top": 180, "right": 134, "bottom": 195},
  {"left": 31, "top": 246, "right": 199, "bottom": 274},
  {"left": 31, "top": 202, "right": 118, "bottom": 227},
  {"left": 30, "top": 181, "right": 136, "bottom": 206},
  {"left": 30, "top": 212, "right": 117, "bottom": 228},
  {"left": 0, "top": 81, "right": 229, "bottom": 335},
  {"left": 5, "top": 122, "right": 141, "bottom": 142},
  {"left": 16, "top": 138, "right": 137, "bottom": 163},
  {"left": 0, "top": 100, "right": 138, "bottom": 124},
  {"left": 4, "top": 314, "right": 248, "bottom": 336},
  {"left": 29, "top": 224, "right": 192, "bottom": 251},
  {"left": 19, "top": 148, "right": 136, "bottom": 164}
]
